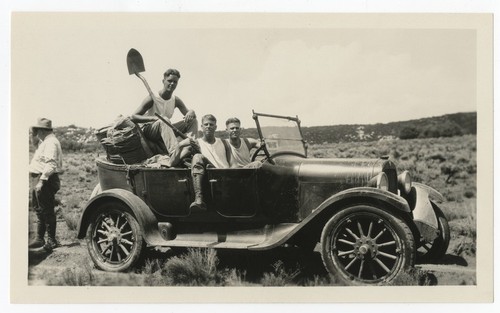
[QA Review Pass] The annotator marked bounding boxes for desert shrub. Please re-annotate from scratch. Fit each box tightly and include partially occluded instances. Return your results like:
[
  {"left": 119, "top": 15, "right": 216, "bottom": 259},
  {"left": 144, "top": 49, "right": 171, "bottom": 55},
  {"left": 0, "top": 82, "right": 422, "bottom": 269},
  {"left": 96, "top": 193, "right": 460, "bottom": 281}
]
[
  {"left": 66, "top": 157, "right": 81, "bottom": 168},
  {"left": 162, "top": 248, "right": 223, "bottom": 286},
  {"left": 222, "top": 268, "right": 248, "bottom": 286},
  {"left": 61, "top": 208, "right": 80, "bottom": 231},
  {"left": 450, "top": 216, "right": 476, "bottom": 238},
  {"left": 463, "top": 190, "right": 475, "bottom": 198},
  {"left": 142, "top": 259, "right": 167, "bottom": 286},
  {"left": 302, "top": 275, "right": 334, "bottom": 286},
  {"left": 60, "top": 139, "right": 84, "bottom": 152},
  {"left": 388, "top": 268, "right": 437, "bottom": 286},
  {"left": 426, "top": 153, "right": 446, "bottom": 162},
  {"left": 452, "top": 237, "right": 476, "bottom": 257},
  {"left": 46, "top": 262, "right": 95, "bottom": 286},
  {"left": 84, "top": 163, "right": 96, "bottom": 174},
  {"left": 465, "top": 164, "right": 476, "bottom": 174},
  {"left": 399, "top": 126, "right": 420, "bottom": 139},
  {"left": 390, "top": 148, "right": 401, "bottom": 159},
  {"left": 260, "top": 260, "right": 300, "bottom": 286},
  {"left": 440, "top": 162, "right": 461, "bottom": 183},
  {"left": 64, "top": 195, "right": 80, "bottom": 209}
]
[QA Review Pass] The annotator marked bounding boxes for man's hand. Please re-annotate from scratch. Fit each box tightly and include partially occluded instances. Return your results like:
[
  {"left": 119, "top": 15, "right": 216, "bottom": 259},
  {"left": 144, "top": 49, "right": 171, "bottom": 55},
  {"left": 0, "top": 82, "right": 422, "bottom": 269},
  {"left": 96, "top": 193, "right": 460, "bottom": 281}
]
[
  {"left": 190, "top": 139, "right": 200, "bottom": 152},
  {"left": 35, "top": 180, "right": 44, "bottom": 193},
  {"left": 184, "top": 110, "right": 196, "bottom": 123},
  {"left": 178, "top": 137, "right": 192, "bottom": 148},
  {"left": 179, "top": 138, "right": 199, "bottom": 150}
]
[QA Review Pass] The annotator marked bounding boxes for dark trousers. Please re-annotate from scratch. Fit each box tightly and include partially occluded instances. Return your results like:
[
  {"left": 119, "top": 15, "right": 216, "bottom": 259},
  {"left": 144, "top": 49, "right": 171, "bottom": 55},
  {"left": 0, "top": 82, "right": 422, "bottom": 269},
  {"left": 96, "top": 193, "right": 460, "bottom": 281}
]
[
  {"left": 191, "top": 153, "right": 210, "bottom": 176},
  {"left": 30, "top": 173, "right": 60, "bottom": 239}
]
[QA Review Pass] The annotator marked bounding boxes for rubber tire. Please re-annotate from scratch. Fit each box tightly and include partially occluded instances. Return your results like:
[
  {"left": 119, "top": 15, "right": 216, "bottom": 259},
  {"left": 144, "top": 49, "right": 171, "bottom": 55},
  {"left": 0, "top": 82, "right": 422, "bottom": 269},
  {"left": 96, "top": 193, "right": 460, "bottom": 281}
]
[
  {"left": 320, "top": 205, "right": 415, "bottom": 285},
  {"left": 417, "top": 204, "right": 450, "bottom": 263},
  {"left": 86, "top": 201, "right": 145, "bottom": 272}
]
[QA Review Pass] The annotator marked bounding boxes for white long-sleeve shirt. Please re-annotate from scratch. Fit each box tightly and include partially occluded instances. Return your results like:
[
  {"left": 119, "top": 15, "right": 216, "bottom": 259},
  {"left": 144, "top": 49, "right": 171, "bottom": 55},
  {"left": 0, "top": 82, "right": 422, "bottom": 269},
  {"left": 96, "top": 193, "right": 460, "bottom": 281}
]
[{"left": 29, "top": 133, "right": 63, "bottom": 180}]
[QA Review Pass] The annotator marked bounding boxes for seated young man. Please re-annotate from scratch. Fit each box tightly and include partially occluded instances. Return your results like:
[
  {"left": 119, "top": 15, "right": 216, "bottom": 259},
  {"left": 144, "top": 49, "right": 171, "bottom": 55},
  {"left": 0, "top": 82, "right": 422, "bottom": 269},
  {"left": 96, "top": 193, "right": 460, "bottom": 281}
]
[
  {"left": 224, "top": 117, "right": 261, "bottom": 168},
  {"left": 190, "top": 114, "right": 229, "bottom": 211},
  {"left": 130, "top": 68, "right": 198, "bottom": 157}
]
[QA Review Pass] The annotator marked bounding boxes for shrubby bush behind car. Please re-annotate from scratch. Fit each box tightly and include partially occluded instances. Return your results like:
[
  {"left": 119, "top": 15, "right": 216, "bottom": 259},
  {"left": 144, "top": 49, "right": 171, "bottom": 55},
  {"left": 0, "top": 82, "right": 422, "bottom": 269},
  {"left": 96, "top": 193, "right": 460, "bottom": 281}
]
[{"left": 78, "top": 111, "right": 450, "bottom": 285}]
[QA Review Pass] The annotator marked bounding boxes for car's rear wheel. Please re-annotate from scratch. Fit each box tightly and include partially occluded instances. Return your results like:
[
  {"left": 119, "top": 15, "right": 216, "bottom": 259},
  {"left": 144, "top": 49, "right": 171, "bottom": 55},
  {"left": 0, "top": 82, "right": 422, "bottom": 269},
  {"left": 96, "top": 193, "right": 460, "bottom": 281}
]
[
  {"left": 320, "top": 205, "right": 415, "bottom": 285},
  {"left": 417, "top": 203, "right": 450, "bottom": 263},
  {"left": 86, "top": 201, "right": 145, "bottom": 272}
]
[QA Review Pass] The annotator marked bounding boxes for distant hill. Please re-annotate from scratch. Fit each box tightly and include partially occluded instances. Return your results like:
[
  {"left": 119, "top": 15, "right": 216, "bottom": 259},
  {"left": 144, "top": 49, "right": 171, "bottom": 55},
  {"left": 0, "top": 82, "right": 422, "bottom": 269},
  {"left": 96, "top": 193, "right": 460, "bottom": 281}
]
[
  {"left": 222, "top": 112, "right": 476, "bottom": 144},
  {"left": 44, "top": 112, "right": 476, "bottom": 152},
  {"left": 301, "top": 112, "right": 477, "bottom": 144}
]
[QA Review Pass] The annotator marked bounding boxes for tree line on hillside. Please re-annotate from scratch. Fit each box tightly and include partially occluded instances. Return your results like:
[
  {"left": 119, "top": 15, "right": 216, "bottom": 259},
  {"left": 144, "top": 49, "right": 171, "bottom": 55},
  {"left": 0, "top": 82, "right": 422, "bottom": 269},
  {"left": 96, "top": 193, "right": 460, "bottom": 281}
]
[
  {"left": 32, "top": 112, "right": 475, "bottom": 153},
  {"left": 300, "top": 112, "right": 476, "bottom": 144}
]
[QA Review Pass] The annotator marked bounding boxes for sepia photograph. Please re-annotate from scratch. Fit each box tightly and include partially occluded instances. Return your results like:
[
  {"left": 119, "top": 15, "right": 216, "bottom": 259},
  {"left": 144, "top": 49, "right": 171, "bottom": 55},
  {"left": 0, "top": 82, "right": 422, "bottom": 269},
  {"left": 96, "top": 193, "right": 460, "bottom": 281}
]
[{"left": 5, "top": 1, "right": 495, "bottom": 307}]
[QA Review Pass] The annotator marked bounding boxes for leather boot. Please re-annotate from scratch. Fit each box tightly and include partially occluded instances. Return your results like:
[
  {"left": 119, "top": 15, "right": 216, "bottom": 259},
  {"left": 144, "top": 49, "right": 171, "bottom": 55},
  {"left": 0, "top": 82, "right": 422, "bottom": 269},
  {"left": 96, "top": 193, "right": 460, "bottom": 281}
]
[
  {"left": 190, "top": 174, "right": 207, "bottom": 211},
  {"left": 29, "top": 221, "right": 46, "bottom": 249},
  {"left": 44, "top": 215, "right": 59, "bottom": 251}
]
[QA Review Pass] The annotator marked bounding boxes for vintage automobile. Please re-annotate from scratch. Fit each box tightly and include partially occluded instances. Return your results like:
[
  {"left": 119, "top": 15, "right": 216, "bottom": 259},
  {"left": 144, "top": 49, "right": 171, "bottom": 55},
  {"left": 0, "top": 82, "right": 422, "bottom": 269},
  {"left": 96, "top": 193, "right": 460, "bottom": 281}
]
[{"left": 77, "top": 111, "right": 450, "bottom": 285}]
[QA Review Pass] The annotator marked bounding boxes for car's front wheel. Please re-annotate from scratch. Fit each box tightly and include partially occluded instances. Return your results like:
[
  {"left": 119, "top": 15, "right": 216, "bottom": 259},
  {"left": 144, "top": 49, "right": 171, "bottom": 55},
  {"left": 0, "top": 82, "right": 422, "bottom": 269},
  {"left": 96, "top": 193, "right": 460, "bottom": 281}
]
[
  {"left": 86, "top": 201, "right": 145, "bottom": 272},
  {"left": 320, "top": 205, "right": 415, "bottom": 285}
]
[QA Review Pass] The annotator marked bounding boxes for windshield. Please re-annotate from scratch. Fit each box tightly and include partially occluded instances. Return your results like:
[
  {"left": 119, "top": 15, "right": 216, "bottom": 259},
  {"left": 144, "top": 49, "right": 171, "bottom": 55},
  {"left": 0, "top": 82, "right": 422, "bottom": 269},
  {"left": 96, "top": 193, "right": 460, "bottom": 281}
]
[{"left": 254, "top": 113, "right": 307, "bottom": 156}]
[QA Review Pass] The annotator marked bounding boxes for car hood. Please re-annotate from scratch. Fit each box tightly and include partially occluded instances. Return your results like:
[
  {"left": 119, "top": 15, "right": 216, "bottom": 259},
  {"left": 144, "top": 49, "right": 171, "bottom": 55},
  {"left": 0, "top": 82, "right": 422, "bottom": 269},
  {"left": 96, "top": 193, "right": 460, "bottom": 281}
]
[{"left": 274, "top": 157, "right": 396, "bottom": 184}]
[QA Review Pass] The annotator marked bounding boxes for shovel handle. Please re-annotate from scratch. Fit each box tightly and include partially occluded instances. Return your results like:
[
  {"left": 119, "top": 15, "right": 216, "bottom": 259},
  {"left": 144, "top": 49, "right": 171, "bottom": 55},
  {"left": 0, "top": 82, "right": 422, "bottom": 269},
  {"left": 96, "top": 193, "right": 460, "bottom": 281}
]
[
  {"left": 134, "top": 73, "right": 155, "bottom": 99},
  {"left": 154, "top": 113, "right": 187, "bottom": 139}
]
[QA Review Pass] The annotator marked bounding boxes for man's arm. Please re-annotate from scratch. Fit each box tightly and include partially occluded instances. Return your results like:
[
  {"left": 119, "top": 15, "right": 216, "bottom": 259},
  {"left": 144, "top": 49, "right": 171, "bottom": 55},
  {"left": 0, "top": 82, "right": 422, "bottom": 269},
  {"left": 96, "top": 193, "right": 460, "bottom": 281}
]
[
  {"left": 247, "top": 138, "right": 261, "bottom": 149},
  {"left": 175, "top": 97, "right": 196, "bottom": 124},
  {"left": 130, "top": 95, "right": 157, "bottom": 123},
  {"left": 39, "top": 137, "right": 59, "bottom": 180},
  {"left": 167, "top": 138, "right": 199, "bottom": 167}
]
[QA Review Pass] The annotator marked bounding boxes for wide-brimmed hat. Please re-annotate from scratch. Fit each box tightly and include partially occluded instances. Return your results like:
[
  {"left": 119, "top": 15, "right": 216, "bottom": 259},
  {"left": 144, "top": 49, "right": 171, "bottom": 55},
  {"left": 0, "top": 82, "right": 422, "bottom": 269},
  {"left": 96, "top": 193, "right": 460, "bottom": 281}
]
[{"left": 31, "top": 118, "right": 53, "bottom": 130}]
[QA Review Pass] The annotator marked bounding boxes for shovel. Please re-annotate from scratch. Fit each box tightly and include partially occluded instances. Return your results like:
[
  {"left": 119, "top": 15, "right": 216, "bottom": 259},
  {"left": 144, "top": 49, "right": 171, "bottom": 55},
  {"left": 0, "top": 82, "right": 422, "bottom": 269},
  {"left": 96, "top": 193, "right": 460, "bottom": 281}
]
[
  {"left": 126, "top": 48, "right": 185, "bottom": 138},
  {"left": 127, "top": 48, "right": 156, "bottom": 101}
]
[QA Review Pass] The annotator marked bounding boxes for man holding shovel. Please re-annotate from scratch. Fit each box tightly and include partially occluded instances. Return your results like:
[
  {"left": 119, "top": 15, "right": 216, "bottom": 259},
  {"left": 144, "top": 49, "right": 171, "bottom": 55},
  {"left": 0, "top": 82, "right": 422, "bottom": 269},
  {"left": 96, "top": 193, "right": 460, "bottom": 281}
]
[{"left": 131, "top": 68, "right": 198, "bottom": 156}]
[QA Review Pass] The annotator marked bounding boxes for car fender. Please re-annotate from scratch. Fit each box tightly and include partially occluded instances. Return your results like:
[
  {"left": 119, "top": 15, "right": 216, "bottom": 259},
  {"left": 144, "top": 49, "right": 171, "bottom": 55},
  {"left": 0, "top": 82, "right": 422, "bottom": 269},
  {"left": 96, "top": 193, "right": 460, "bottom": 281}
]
[
  {"left": 311, "top": 187, "right": 411, "bottom": 215},
  {"left": 410, "top": 183, "right": 441, "bottom": 242},
  {"left": 77, "top": 188, "right": 164, "bottom": 246},
  {"left": 251, "top": 187, "right": 411, "bottom": 250}
]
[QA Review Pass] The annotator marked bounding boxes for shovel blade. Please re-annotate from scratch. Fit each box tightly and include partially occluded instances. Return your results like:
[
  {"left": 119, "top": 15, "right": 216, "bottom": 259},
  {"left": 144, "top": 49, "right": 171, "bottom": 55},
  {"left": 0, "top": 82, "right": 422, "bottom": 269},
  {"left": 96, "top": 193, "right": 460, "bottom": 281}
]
[{"left": 127, "top": 48, "right": 145, "bottom": 75}]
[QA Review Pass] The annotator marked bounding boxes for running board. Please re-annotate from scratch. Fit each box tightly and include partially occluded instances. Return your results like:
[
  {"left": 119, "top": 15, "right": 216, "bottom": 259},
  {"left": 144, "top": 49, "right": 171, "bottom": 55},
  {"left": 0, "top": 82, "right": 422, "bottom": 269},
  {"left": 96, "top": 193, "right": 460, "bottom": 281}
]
[{"left": 147, "top": 223, "right": 298, "bottom": 250}]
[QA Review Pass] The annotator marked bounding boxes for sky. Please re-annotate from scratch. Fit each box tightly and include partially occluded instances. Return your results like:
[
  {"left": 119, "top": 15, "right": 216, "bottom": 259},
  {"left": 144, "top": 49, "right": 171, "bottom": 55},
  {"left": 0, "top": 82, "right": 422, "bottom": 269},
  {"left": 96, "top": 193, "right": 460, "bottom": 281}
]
[{"left": 11, "top": 12, "right": 478, "bottom": 129}]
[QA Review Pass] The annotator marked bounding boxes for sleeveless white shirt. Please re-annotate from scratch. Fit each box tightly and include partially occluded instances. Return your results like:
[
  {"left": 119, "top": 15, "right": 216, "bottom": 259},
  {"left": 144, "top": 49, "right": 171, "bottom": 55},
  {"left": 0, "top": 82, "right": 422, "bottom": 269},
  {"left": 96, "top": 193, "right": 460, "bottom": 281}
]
[
  {"left": 197, "top": 138, "right": 229, "bottom": 169},
  {"left": 145, "top": 94, "right": 176, "bottom": 119},
  {"left": 227, "top": 139, "right": 251, "bottom": 168}
]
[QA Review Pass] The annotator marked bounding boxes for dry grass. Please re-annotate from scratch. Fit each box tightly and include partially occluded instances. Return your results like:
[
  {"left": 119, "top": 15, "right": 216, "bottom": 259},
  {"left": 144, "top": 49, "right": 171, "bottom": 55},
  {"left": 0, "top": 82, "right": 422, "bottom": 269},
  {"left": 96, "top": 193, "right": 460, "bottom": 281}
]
[
  {"left": 162, "top": 248, "right": 223, "bottom": 286},
  {"left": 388, "top": 268, "right": 437, "bottom": 286},
  {"left": 260, "top": 260, "right": 300, "bottom": 286}
]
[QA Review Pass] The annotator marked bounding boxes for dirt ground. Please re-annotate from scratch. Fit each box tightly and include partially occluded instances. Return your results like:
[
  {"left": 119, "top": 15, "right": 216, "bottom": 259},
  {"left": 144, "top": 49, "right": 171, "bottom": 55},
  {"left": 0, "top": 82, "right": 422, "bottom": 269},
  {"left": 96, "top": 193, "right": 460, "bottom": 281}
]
[{"left": 27, "top": 217, "right": 476, "bottom": 286}]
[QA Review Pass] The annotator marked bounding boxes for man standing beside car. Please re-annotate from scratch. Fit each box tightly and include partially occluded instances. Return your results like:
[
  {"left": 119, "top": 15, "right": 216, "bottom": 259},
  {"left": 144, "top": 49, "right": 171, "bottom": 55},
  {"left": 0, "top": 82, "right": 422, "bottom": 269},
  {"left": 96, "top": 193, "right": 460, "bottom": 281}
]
[
  {"left": 225, "top": 117, "right": 261, "bottom": 168},
  {"left": 130, "top": 68, "right": 198, "bottom": 156},
  {"left": 29, "top": 118, "right": 63, "bottom": 251}
]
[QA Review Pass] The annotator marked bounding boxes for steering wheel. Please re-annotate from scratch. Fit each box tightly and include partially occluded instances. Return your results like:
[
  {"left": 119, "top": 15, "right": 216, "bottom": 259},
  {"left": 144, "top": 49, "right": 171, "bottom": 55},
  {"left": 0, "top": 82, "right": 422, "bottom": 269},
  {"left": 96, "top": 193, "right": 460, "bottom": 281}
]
[
  {"left": 251, "top": 145, "right": 273, "bottom": 164},
  {"left": 251, "top": 148, "right": 306, "bottom": 164}
]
